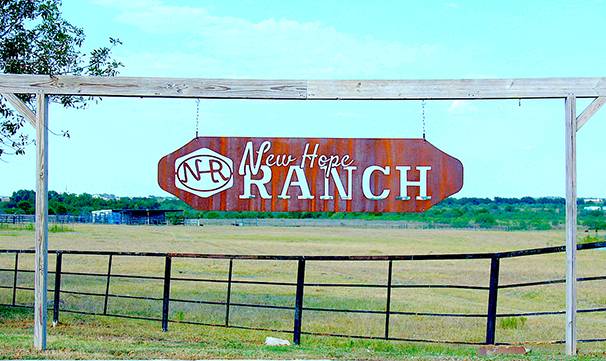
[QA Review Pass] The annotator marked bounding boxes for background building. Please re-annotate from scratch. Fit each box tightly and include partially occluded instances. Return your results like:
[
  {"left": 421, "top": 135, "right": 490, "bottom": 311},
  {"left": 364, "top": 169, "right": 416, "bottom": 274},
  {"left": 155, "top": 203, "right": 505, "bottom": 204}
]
[{"left": 91, "top": 209, "right": 182, "bottom": 225}]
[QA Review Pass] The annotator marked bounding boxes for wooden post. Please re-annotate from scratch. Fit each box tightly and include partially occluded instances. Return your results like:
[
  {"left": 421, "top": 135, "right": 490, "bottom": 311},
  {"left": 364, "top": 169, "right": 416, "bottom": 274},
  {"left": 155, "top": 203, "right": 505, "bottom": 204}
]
[
  {"left": 34, "top": 93, "right": 49, "bottom": 351},
  {"left": 565, "top": 95, "right": 577, "bottom": 356}
]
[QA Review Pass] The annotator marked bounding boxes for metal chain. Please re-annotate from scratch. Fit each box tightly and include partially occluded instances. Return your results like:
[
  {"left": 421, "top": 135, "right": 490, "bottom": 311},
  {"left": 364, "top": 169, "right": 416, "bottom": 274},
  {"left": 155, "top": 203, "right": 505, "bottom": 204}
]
[
  {"left": 422, "top": 99, "right": 426, "bottom": 140},
  {"left": 195, "top": 98, "right": 200, "bottom": 138}
]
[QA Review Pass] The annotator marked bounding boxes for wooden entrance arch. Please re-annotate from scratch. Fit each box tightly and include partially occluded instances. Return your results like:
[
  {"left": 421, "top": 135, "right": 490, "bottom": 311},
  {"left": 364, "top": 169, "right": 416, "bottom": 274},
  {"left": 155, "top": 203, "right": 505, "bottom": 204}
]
[{"left": 1, "top": 74, "right": 606, "bottom": 355}]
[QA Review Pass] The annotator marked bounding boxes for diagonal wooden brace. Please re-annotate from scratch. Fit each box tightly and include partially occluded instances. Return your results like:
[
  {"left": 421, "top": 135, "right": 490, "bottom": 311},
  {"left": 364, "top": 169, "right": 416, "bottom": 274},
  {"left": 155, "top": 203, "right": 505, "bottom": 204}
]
[
  {"left": 577, "top": 96, "right": 605, "bottom": 131},
  {"left": 1, "top": 93, "right": 37, "bottom": 127}
]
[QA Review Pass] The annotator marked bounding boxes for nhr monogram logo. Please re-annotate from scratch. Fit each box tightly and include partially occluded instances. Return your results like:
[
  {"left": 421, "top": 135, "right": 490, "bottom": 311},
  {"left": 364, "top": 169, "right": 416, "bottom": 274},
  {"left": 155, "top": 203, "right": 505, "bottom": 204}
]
[{"left": 174, "top": 148, "right": 234, "bottom": 198}]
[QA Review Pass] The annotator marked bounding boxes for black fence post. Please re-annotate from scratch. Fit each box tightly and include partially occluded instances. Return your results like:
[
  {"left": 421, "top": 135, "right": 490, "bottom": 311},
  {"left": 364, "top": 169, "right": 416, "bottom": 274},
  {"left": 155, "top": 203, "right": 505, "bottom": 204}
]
[
  {"left": 162, "top": 256, "right": 172, "bottom": 332},
  {"left": 52, "top": 252, "right": 63, "bottom": 326},
  {"left": 384, "top": 260, "right": 393, "bottom": 339},
  {"left": 11, "top": 253, "right": 18, "bottom": 305},
  {"left": 293, "top": 258, "right": 306, "bottom": 345},
  {"left": 485, "top": 256, "right": 500, "bottom": 344},
  {"left": 103, "top": 254, "right": 113, "bottom": 315},
  {"left": 225, "top": 259, "right": 233, "bottom": 326}
]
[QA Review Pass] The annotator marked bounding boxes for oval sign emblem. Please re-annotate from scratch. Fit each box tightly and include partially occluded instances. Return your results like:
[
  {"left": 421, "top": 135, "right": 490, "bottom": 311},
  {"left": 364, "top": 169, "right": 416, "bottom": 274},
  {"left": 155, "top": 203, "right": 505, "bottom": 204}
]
[{"left": 174, "top": 148, "right": 234, "bottom": 198}]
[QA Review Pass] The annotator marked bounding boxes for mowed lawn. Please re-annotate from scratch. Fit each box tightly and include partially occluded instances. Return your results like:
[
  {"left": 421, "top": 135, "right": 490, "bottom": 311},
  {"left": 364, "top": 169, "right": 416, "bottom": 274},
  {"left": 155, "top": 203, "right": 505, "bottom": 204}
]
[{"left": 0, "top": 224, "right": 605, "bottom": 360}]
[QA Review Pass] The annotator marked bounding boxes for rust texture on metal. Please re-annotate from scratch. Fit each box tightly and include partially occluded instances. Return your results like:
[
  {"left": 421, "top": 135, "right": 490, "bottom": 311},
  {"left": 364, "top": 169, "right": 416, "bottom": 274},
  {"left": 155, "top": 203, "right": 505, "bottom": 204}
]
[{"left": 158, "top": 137, "right": 463, "bottom": 212}]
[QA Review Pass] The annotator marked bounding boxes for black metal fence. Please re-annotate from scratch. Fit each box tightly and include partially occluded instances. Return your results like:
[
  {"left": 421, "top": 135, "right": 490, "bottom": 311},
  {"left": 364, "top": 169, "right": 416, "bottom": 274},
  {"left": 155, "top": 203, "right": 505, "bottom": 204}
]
[{"left": 1, "top": 242, "right": 606, "bottom": 346}]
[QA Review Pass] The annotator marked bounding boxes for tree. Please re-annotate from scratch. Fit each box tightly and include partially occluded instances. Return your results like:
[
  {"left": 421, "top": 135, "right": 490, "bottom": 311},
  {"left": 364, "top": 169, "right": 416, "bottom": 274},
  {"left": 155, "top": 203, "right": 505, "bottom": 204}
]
[
  {"left": 55, "top": 203, "right": 67, "bottom": 214},
  {"left": 1, "top": 0, "right": 123, "bottom": 157},
  {"left": 17, "top": 199, "right": 33, "bottom": 213},
  {"left": 474, "top": 213, "right": 496, "bottom": 228},
  {"left": 10, "top": 189, "right": 34, "bottom": 204}
]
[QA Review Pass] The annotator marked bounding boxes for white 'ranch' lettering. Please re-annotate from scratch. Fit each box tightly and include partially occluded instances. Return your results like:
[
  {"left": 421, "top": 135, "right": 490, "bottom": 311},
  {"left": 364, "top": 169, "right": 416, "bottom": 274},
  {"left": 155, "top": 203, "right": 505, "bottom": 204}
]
[
  {"left": 279, "top": 167, "right": 314, "bottom": 200},
  {"left": 239, "top": 165, "right": 272, "bottom": 199},
  {"left": 237, "top": 164, "right": 431, "bottom": 201},
  {"left": 362, "top": 166, "right": 390, "bottom": 199},
  {"left": 396, "top": 166, "right": 432, "bottom": 200},
  {"left": 320, "top": 167, "right": 356, "bottom": 200}
]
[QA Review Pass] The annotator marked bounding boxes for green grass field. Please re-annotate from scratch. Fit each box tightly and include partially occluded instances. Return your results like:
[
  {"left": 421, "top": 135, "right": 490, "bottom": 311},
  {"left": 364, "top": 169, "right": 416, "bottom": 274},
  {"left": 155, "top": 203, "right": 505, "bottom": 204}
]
[{"left": 0, "top": 224, "right": 605, "bottom": 360}]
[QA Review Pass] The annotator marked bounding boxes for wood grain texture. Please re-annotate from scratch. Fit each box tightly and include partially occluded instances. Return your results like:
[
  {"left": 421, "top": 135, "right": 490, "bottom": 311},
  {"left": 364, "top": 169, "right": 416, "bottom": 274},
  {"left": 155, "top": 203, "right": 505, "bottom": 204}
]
[
  {"left": 33, "top": 94, "right": 48, "bottom": 351},
  {"left": 0, "top": 74, "right": 307, "bottom": 99},
  {"left": 0, "top": 93, "right": 36, "bottom": 127},
  {"left": 308, "top": 78, "right": 606, "bottom": 99},
  {"left": 564, "top": 95, "right": 577, "bottom": 356},
  {"left": 1, "top": 74, "right": 606, "bottom": 99},
  {"left": 576, "top": 96, "right": 606, "bottom": 130}
]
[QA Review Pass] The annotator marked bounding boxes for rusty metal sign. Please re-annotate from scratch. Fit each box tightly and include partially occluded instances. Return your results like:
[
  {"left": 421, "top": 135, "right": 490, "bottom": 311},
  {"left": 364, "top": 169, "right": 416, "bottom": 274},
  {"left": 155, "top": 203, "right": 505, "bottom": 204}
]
[{"left": 158, "top": 137, "right": 463, "bottom": 212}]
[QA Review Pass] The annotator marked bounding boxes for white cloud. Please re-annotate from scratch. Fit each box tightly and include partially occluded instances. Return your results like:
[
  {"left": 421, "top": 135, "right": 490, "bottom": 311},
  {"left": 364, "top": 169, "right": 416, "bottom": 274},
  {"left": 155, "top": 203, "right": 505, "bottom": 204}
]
[{"left": 95, "top": 0, "right": 439, "bottom": 78}]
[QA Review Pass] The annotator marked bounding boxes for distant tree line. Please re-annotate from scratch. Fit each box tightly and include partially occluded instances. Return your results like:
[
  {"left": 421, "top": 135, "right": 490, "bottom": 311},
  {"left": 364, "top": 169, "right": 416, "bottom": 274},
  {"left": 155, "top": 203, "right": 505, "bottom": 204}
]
[
  {"left": 0, "top": 190, "right": 178, "bottom": 216},
  {"left": 1, "top": 190, "right": 604, "bottom": 231}
]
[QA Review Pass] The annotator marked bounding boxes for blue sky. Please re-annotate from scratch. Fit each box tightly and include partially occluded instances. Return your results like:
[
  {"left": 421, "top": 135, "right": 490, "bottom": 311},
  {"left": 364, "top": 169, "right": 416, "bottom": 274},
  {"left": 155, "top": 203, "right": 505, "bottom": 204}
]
[{"left": 2, "top": 0, "right": 606, "bottom": 198}]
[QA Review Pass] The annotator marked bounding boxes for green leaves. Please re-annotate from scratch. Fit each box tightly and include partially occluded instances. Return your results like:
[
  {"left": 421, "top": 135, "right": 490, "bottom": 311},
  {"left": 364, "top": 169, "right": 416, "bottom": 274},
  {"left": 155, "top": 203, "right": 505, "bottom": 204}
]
[{"left": 0, "top": 0, "right": 123, "bottom": 157}]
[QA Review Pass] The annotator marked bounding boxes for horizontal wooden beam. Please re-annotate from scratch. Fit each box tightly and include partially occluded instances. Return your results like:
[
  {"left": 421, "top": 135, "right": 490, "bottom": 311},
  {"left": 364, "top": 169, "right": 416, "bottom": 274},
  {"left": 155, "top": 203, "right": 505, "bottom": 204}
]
[
  {"left": 1, "top": 74, "right": 606, "bottom": 99},
  {"left": 308, "top": 78, "right": 606, "bottom": 100},
  {"left": 576, "top": 97, "right": 606, "bottom": 131},
  {"left": 0, "top": 74, "right": 307, "bottom": 99},
  {"left": 1, "top": 93, "right": 36, "bottom": 127}
]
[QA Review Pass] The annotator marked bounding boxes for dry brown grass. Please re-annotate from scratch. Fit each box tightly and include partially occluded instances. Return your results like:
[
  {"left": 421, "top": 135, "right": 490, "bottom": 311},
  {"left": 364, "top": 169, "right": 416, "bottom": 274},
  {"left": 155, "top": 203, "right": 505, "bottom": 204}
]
[{"left": 0, "top": 224, "right": 605, "bottom": 358}]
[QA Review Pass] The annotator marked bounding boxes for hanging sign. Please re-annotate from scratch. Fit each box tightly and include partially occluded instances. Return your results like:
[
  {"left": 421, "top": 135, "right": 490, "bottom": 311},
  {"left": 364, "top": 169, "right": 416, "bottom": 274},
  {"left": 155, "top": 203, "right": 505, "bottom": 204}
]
[{"left": 158, "top": 137, "right": 463, "bottom": 212}]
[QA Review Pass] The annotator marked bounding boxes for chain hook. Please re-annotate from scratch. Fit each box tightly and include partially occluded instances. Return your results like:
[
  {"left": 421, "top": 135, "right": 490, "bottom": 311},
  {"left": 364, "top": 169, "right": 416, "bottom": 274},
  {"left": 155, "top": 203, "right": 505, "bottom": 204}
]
[
  {"left": 421, "top": 99, "right": 426, "bottom": 141},
  {"left": 195, "top": 98, "right": 200, "bottom": 138}
]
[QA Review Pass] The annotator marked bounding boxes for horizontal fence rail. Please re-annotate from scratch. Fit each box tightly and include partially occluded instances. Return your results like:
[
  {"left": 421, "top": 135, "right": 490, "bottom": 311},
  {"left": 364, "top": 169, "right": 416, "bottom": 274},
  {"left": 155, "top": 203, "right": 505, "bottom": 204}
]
[
  {"left": 0, "top": 241, "right": 605, "bottom": 346},
  {"left": 0, "top": 214, "right": 89, "bottom": 224}
]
